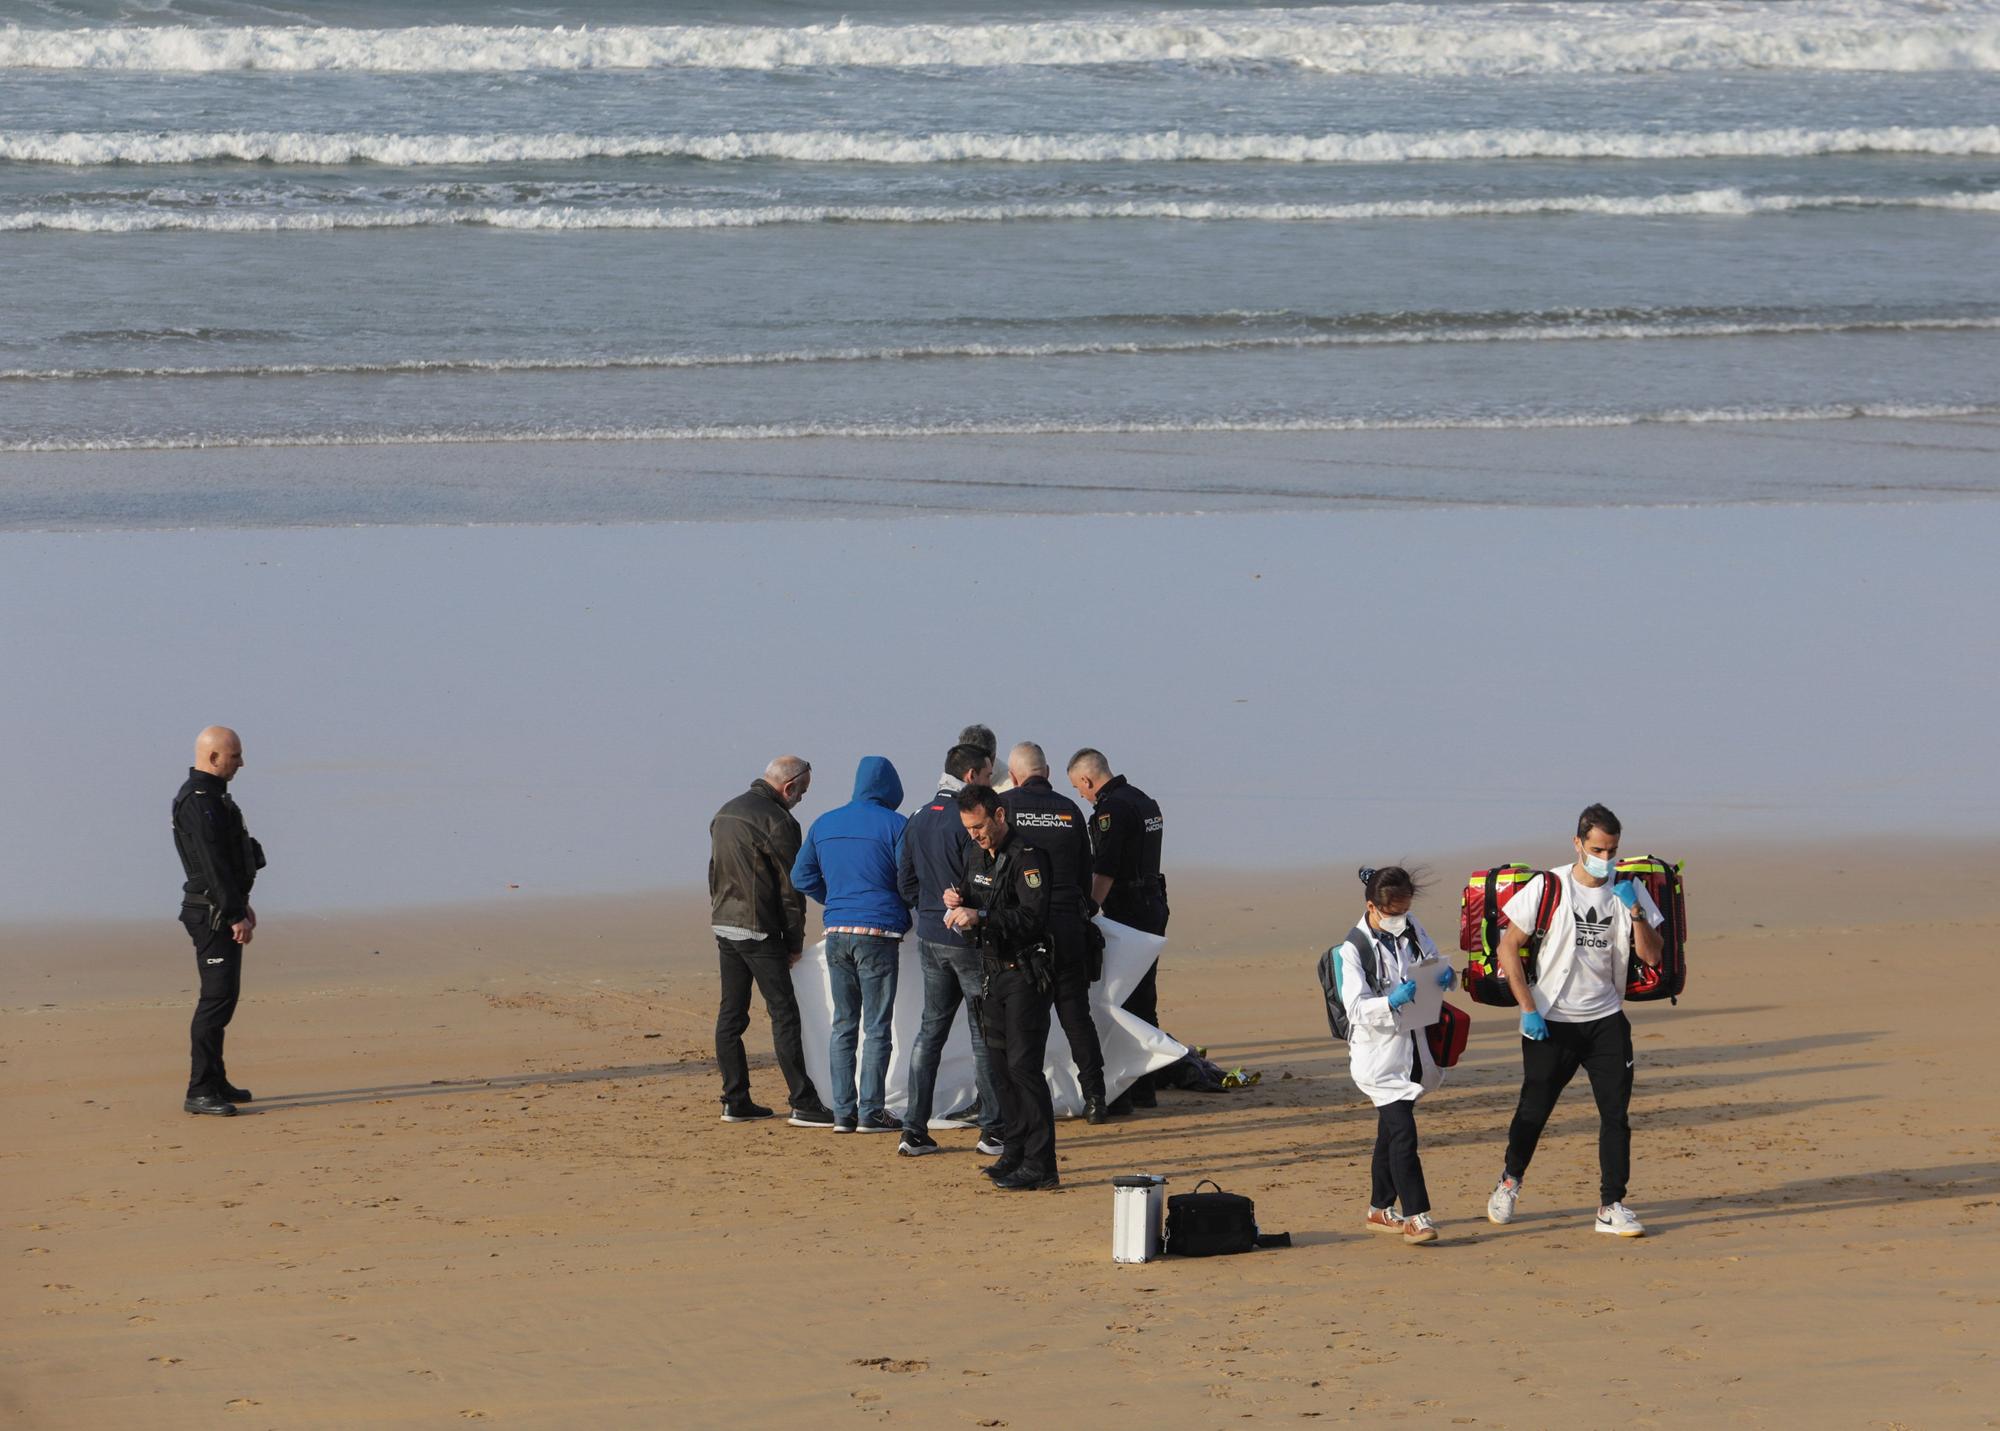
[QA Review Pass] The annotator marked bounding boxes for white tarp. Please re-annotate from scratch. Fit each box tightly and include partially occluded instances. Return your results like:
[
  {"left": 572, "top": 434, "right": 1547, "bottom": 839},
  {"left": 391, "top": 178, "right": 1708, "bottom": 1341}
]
[{"left": 792, "top": 916, "right": 1186, "bottom": 1120}]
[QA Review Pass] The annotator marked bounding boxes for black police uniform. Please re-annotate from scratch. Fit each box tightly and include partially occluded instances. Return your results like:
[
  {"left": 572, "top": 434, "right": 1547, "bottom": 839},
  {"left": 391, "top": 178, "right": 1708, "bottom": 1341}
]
[
  {"left": 961, "top": 831, "right": 1058, "bottom": 1185},
  {"left": 172, "top": 767, "right": 265, "bottom": 1103},
  {"left": 1088, "top": 774, "right": 1168, "bottom": 1094},
  {"left": 1003, "top": 776, "right": 1106, "bottom": 1112}
]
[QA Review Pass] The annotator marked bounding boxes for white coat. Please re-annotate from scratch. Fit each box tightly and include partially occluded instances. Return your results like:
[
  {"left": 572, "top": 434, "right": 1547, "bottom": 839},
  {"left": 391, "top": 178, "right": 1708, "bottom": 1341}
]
[{"left": 1338, "top": 916, "right": 1444, "bottom": 1108}]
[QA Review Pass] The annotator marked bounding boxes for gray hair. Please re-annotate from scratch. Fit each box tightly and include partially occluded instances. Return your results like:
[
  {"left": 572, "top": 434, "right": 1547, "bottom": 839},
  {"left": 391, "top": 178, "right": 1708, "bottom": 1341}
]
[
  {"left": 1066, "top": 747, "right": 1111, "bottom": 779},
  {"left": 958, "top": 723, "right": 998, "bottom": 759},
  {"left": 763, "top": 755, "right": 810, "bottom": 786},
  {"left": 1007, "top": 741, "right": 1049, "bottom": 780}
]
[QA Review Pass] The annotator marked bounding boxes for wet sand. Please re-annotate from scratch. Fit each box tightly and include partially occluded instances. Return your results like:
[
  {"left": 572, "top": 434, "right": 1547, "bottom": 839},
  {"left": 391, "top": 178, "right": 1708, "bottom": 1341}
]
[{"left": 8, "top": 842, "right": 1999, "bottom": 1429}]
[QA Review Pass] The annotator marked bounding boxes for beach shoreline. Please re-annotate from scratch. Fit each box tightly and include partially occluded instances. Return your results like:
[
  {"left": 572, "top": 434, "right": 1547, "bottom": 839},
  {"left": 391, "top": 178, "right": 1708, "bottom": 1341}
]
[{"left": 9, "top": 847, "right": 1999, "bottom": 1428}]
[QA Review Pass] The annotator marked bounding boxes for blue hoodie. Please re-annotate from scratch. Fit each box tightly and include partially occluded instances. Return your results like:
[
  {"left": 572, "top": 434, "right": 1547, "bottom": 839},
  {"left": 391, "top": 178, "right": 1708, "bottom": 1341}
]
[{"left": 791, "top": 756, "right": 911, "bottom": 933}]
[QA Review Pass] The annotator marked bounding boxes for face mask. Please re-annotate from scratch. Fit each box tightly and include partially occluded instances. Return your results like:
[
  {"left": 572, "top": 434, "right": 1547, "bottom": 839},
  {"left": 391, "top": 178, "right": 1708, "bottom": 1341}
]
[
  {"left": 1375, "top": 912, "right": 1409, "bottom": 936},
  {"left": 1580, "top": 852, "right": 1614, "bottom": 880}
]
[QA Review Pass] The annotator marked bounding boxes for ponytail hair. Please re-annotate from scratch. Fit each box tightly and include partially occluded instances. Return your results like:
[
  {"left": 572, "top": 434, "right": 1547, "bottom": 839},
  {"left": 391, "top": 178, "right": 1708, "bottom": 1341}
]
[{"left": 1357, "top": 864, "right": 1426, "bottom": 907}]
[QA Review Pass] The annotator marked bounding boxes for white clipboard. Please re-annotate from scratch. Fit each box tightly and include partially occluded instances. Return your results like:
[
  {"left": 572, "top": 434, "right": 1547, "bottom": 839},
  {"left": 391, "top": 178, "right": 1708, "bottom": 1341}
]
[{"left": 1393, "top": 955, "right": 1446, "bottom": 1034}]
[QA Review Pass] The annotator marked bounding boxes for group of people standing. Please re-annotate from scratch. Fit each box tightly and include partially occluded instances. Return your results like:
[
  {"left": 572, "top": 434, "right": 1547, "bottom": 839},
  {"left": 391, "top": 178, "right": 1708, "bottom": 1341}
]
[
  {"left": 706, "top": 725, "right": 1168, "bottom": 1192},
  {"left": 1331, "top": 804, "right": 1665, "bottom": 1243},
  {"left": 167, "top": 725, "right": 1665, "bottom": 1241}
]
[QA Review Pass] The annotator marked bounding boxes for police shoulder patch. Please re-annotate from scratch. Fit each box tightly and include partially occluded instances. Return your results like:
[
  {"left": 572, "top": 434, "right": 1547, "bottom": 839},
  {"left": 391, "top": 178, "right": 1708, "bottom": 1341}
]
[
  {"left": 1024, "top": 870, "right": 1042, "bottom": 888},
  {"left": 1097, "top": 814, "right": 1112, "bottom": 831}
]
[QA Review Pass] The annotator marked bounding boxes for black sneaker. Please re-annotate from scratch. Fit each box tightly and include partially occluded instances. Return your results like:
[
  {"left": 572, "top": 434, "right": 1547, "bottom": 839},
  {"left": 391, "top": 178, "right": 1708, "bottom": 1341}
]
[
  {"left": 858, "top": 1110, "right": 901, "bottom": 1134},
  {"left": 788, "top": 1104, "right": 837, "bottom": 1128},
  {"left": 897, "top": 1130, "right": 941, "bottom": 1157},
  {"left": 183, "top": 1093, "right": 237, "bottom": 1117},
  {"left": 929, "top": 1105, "right": 981, "bottom": 1130},
  {"left": 832, "top": 1115, "right": 858, "bottom": 1134},
  {"left": 993, "top": 1167, "right": 1060, "bottom": 1191},
  {"left": 720, "top": 1100, "right": 776, "bottom": 1123},
  {"left": 975, "top": 1135, "right": 1006, "bottom": 1157}
]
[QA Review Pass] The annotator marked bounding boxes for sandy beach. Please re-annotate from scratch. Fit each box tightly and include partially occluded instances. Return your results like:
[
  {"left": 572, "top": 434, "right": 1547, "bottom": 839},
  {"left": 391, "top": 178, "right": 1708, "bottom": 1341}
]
[{"left": 8, "top": 840, "right": 1999, "bottom": 1429}]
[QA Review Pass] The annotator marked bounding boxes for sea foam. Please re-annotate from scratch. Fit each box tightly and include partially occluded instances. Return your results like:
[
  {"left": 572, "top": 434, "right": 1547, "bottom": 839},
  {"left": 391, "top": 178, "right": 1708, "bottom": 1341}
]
[
  {"left": 2, "top": 2, "right": 1996, "bottom": 76},
  {"left": 6, "top": 190, "right": 1997, "bottom": 233},
  {"left": 6, "top": 126, "right": 1999, "bottom": 166}
]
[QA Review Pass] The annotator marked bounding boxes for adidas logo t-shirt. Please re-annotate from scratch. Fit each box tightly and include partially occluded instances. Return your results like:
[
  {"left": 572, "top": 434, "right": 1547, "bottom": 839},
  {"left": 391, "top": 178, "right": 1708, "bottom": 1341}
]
[{"left": 1502, "top": 868, "right": 1662, "bottom": 1022}]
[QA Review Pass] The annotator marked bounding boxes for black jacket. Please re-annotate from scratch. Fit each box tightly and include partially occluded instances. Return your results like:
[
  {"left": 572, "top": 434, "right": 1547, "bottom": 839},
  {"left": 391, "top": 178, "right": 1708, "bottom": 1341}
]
[
  {"left": 709, "top": 779, "right": 807, "bottom": 953},
  {"left": 1001, "top": 776, "right": 1093, "bottom": 919},
  {"left": 173, "top": 768, "right": 265, "bottom": 927},
  {"left": 960, "top": 833, "right": 1052, "bottom": 959},
  {"left": 1089, "top": 774, "right": 1168, "bottom": 933},
  {"left": 898, "top": 784, "right": 972, "bottom": 946}
]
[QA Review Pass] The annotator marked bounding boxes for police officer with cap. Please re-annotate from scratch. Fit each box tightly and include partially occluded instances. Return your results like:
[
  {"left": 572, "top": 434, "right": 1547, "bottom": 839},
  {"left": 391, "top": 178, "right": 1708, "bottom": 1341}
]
[
  {"left": 1002, "top": 741, "right": 1109, "bottom": 1124},
  {"left": 943, "top": 784, "right": 1060, "bottom": 1190},
  {"left": 172, "top": 725, "right": 266, "bottom": 1117},
  {"left": 1067, "top": 747, "right": 1168, "bottom": 1109}
]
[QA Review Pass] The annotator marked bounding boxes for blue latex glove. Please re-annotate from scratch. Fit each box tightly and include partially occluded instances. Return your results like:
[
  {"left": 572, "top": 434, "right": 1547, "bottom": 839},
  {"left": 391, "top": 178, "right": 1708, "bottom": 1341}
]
[
  {"left": 1386, "top": 979, "right": 1419, "bottom": 1011},
  {"left": 1520, "top": 1010, "right": 1550, "bottom": 1041},
  {"left": 1435, "top": 965, "right": 1456, "bottom": 991},
  {"left": 1612, "top": 880, "right": 1639, "bottom": 909}
]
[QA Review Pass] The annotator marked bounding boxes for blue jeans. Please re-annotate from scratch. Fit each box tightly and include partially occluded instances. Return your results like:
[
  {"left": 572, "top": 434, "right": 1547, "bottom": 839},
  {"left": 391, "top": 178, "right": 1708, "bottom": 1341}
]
[
  {"left": 903, "top": 938, "right": 1002, "bottom": 1140},
  {"left": 825, "top": 933, "right": 901, "bottom": 1122}
]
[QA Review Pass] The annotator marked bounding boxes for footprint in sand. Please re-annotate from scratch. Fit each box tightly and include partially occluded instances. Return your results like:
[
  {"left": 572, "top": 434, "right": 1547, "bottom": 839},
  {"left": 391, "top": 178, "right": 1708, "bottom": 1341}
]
[{"left": 223, "top": 1398, "right": 260, "bottom": 1411}]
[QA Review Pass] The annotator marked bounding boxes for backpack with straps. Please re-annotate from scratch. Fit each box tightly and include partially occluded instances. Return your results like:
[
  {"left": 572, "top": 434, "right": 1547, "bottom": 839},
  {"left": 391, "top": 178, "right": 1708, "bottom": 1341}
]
[
  {"left": 1317, "top": 921, "right": 1387, "bottom": 1043},
  {"left": 1458, "top": 863, "right": 1561, "bottom": 1008}
]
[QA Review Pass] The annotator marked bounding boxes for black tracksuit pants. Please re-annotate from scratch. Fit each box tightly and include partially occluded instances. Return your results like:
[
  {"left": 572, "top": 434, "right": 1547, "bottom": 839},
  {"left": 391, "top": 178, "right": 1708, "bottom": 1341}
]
[
  {"left": 1504, "top": 1011, "right": 1635, "bottom": 1205},
  {"left": 182, "top": 904, "right": 242, "bottom": 1097},
  {"left": 1049, "top": 913, "right": 1104, "bottom": 1105},
  {"left": 715, "top": 937, "right": 821, "bottom": 1112},
  {"left": 981, "top": 962, "right": 1056, "bottom": 1176}
]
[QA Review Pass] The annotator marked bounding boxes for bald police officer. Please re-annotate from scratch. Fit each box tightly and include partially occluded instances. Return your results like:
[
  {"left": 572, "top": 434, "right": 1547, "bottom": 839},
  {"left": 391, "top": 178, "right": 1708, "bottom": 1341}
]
[
  {"left": 173, "top": 726, "right": 266, "bottom": 1117},
  {"left": 1068, "top": 748, "right": 1168, "bottom": 1110}
]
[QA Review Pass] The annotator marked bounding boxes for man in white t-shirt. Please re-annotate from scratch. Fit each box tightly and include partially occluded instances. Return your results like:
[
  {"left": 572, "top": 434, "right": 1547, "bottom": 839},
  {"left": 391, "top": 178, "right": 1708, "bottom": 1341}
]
[{"left": 1485, "top": 803, "right": 1664, "bottom": 1237}]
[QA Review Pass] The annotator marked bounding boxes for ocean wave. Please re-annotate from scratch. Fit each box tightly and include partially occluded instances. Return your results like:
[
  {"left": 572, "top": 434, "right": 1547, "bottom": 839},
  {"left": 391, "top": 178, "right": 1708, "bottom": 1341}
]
[
  {"left": 2, "top": 3, "right": 1997, "bottom": 76},
  {"left": 6, "top": 125, "right": 2000, "bottom": 167},
  {"left": 6, "top": 402, "right": 1993, "bottom": 454},
  {"left": 6, "top": 189, "right": 1998, "bottom": 233},
  {"left": 8, "top": 315, "right": 1998, "bottom": 383}
]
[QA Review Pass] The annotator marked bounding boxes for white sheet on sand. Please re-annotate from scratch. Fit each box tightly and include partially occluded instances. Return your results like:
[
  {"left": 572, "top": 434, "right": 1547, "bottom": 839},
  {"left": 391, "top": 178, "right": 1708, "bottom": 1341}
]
[{"left": 792, "top": 916, "right": 1186, "bottom": 1121}]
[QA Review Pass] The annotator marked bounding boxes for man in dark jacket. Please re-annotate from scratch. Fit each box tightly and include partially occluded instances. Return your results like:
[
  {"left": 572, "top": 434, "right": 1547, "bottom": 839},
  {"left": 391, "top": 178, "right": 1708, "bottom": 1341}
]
[
  {"left": 944, "top": 785, "right": 1059, "bottom": 1191},
  {"left": 709, "top": 757, "right": 834, "bottom": 1127},
  {"left": 1003, "top": 741, "right": 1109, "bottom": 1123},
  {"left": 792, "top": 756, "right": 910, "bottom": 1135},
  {"left": 172, "top": 725, "right": 266, "bottom": 1117},
  {"left": 895, "top": 742, "right": 1002, "bottom": 1156},
  {"left": 1069, "top": 747, "right": 1169, "bottom": 1110}
]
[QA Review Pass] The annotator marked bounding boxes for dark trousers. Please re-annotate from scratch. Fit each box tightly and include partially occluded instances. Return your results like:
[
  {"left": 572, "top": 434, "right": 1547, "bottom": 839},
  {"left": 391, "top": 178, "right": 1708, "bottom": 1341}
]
[
  {"left": 715, "top": 937, "right": 821, "bottom": 1111},
  {"left": 182, "top": 905, "right": 241, "bottom": 1097},
  {"left": 1504, "top": 1011, "right": 1635, "bottom": 1205},
  {"left": 1371, "top": 1099, "right": 1431, "bottom": 1217},
  {"left": 982, "top": 963, "right": 1056, "bottom": 1176},
  {"left": 1050, "top": 914, "right": 1105, "bottom": 1104}
]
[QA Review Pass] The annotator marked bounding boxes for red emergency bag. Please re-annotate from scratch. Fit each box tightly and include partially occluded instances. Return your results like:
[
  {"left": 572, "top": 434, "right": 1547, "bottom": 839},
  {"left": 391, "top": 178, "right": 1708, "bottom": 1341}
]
[{"left": 1459, "top": 857, "right": 1689, "bottom": 1007}]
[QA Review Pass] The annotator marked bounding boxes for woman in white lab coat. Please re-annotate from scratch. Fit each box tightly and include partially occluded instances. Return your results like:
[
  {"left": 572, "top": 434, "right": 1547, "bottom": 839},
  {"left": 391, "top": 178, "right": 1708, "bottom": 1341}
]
[{"left": 1336, "top": 866, "right": 1455, "bottom": 1245}]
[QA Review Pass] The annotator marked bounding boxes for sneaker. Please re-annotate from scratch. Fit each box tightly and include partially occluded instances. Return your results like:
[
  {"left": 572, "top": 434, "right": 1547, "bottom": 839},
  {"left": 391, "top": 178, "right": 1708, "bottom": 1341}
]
[
  {"left": 929, "top": 1105, "right": 981, "bottom": 1130},
  {"left": 788, "top": 1104, "right": 837, "bottom": 1129},
  {"left": 832, "top": 1115, "right": 858, "bottom": 1134},
  {"left": 975, "top": 1135, "right": 1006, "bottom": 1158},
  {"left": 720, "top": 1100, "right": 775, "bottom": 1123},
  {"left": 1486, "top": 1175, "right": 1521, "bottom": 1225},
  {"left": 857, "top": 1111, "right": 901, "bottom": 1134},
  {"left": 1595, "top": 1202, "right": 1646, "bottom": 1238},
  {"left": 1403, "top": 1213, "right": 1440, "bottom": 1245},
  {"left": 897, "top": 1130, "right": 941, "bottom": 1157},
  {"left": 1365, "top": 1206, "right": 1407, "bottom": 1235}
]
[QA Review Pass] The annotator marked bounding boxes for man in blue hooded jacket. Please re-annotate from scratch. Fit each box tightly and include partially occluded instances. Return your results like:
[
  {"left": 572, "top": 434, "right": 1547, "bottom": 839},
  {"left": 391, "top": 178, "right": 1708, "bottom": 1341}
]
[{"left": 793, "top": 757, "right": 910, "bottom": 1134}]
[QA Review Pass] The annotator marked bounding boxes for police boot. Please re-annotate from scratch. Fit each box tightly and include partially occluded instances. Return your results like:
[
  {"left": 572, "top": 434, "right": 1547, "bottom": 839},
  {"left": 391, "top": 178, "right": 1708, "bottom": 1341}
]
[
  {"left": 221, "top": 1082, "right": 253, "bottom": 1103},
  {"left": 1084, "top": 1096, "right": 1108, "bottom": 1125},
  {"left": 183, "top": 1093, "right": 237, "bottom": 1117}
]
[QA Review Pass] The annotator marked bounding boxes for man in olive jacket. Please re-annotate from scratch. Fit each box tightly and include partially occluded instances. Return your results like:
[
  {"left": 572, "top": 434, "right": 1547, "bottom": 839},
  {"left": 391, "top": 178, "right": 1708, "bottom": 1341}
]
[{"left": 709, "top": 756, "right": 834, "bottom": 1126}]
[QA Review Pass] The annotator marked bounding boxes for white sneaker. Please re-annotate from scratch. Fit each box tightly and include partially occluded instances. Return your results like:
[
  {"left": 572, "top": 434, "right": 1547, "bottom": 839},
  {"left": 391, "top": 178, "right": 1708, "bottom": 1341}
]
[
  {"left": 1595, "top": 1202, "right": 1646, "bottom": 1237},
  {"left": 1486, "top": 1175, "right": 1521, "bottom": 1225}
]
